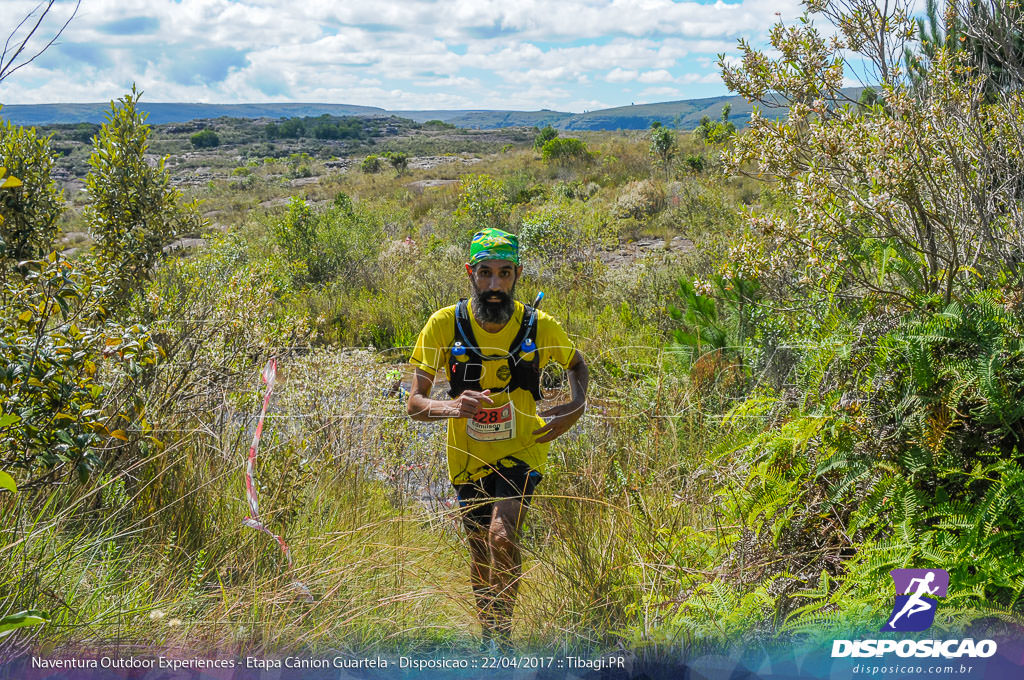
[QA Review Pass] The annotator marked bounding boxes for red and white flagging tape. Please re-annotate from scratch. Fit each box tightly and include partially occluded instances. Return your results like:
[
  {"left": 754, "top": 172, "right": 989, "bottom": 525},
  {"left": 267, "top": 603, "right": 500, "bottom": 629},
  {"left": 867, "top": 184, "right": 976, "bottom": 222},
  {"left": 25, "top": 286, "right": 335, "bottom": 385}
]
[{"left": 242, "top": 359, "right": 311, "bottom": 599}]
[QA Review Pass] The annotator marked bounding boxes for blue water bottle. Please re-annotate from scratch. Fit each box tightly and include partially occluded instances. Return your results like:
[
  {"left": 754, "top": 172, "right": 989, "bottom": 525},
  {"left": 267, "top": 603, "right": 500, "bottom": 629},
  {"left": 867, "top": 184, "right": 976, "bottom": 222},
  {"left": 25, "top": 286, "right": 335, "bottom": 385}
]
[{"left": 520, "top": 337, "right": 536, "bottom": 361}]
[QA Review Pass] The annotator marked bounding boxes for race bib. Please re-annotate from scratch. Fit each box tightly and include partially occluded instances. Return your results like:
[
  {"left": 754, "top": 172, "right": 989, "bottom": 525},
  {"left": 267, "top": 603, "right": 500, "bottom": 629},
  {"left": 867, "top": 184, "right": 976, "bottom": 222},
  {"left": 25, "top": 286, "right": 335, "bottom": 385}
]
[{"left": 467, "top": 402, "right": 515, "bottom": 441}]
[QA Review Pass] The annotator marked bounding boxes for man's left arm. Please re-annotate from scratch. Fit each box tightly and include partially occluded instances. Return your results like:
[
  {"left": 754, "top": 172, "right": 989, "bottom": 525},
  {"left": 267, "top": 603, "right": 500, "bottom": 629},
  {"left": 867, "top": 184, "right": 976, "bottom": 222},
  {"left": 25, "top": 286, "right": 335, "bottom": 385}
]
[{"left": 532, "top": 350, "right": 588, "bottom": 444}]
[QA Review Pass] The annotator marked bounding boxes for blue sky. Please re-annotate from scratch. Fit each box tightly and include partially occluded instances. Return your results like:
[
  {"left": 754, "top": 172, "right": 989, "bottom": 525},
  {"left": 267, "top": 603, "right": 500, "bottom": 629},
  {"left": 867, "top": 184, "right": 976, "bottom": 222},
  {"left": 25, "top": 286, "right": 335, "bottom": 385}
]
[{"left": 2, "top": 0, "right": 805, "bottom": 111}]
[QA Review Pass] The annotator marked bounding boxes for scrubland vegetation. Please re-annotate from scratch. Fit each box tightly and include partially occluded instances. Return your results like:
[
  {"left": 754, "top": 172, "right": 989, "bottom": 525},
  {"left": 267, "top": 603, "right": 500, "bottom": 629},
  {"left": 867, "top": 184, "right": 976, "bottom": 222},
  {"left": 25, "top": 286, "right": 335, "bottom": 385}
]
[{"left": 2, "top": 0, "right": 1024, "bottom": 661}]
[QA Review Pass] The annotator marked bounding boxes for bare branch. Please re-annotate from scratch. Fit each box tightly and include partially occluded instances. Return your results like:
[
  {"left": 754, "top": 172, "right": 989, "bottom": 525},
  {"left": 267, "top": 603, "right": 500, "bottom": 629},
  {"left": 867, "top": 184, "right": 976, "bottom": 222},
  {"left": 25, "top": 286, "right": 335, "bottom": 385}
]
[
  {"left": 0, "top": 0, "right": 80, "bottom": 84},
  {"left": 1, "top": 3, "right": 40, "bottom": 67}
]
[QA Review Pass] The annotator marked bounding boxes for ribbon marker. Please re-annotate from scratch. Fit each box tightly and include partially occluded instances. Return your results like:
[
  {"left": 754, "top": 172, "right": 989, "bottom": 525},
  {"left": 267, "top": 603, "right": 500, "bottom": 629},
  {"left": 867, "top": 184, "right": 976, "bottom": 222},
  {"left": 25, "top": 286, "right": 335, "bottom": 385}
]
[{"left": 242, "top": 358, "right": 313, "bottom": 601}]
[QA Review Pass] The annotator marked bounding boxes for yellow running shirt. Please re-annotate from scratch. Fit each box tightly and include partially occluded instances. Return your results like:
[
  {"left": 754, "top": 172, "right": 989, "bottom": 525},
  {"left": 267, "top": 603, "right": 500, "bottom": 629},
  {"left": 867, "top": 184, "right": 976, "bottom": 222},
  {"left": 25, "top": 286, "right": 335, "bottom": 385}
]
[{"left": 410, "top": 299, "right": 576, "bottom": 484}]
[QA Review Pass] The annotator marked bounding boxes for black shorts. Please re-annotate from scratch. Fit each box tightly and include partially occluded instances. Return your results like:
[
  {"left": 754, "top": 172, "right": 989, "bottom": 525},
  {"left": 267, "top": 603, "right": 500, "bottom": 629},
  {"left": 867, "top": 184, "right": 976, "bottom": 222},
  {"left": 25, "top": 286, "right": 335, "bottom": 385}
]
[{"left": 454, "top": 458, "right": 542, "bottom": 533}]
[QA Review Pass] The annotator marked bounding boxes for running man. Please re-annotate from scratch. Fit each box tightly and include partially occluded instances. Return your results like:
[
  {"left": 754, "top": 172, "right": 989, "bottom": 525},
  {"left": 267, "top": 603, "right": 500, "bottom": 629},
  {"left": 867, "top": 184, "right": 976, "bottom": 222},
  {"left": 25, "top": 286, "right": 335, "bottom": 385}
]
[
  {"left": 406, "top": 227, "right": 589, "bottom": 650},
  {"left": 887, "top": 571, "right": 939, "bottom": 629}
]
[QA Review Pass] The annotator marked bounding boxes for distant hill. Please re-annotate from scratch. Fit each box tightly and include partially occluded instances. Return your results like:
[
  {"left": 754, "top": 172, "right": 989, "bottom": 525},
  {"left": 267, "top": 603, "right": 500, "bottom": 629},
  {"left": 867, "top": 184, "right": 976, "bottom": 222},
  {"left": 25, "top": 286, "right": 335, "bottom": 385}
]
[
  {"left": 401, "top": 109, "right": 574, "bottom": 129},
  {"left": 559, "top": 96, "right": 779, "bottom": 130},
  {"left": 1, "top": 91, "right": 861, "bottom": 130}
]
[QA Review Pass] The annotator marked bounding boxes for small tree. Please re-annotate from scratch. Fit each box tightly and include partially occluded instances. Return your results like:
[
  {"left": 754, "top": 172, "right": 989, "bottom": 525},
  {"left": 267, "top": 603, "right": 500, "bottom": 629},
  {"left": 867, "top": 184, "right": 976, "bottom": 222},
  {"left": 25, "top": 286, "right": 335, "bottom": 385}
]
[
  {"left": 718, "top": 0, "right": 1024, "bottom": 304},
  {"left": 85, "top": 87, "right": 201, "bottom": 302},
  {"left": 361, "top": 154, "right": 383, "bottom": 173},
  {"left": 534, "top": 125, "right": 559, "bottom": 150},
  {"left": 649, "top": 123, "right": 677, "bottom": 175},
  {"left": 189, "top": 129, "right": 220, "bottom": 149},
  {"left": 694, "top": 104, "right": 735, "bottom": 144},
  {"left": 384, "top": 151, "right": 408, "bottom": 175}
]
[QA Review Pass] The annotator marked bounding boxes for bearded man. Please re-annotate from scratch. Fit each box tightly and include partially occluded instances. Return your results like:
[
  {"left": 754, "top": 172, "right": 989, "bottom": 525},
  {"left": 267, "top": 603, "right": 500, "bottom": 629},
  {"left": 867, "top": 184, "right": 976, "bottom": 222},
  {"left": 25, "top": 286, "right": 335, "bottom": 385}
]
[{"left": 406, "top": 227, "right": 589, "bottom": 651}]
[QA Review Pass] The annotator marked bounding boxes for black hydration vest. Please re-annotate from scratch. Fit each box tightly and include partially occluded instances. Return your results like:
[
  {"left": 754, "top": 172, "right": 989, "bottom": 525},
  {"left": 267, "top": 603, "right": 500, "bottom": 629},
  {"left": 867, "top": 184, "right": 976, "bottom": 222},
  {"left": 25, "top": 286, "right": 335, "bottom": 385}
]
[{"left": 447, "top": 298, "right": 542, "bottom": 401}]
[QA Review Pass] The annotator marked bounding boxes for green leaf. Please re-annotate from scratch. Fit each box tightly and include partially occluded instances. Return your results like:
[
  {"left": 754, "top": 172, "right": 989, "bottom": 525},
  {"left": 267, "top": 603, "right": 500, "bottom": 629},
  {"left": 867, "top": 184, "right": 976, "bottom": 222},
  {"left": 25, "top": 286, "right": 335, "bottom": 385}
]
[
  {"left": 0, "top": 470, "right": 15, "bottom": 493},
  {"left": 0, "top": 413, "right": 20, "bottom": 428},
  {"left": 0, "top": 610, "right": 49, "bottom": 639}
]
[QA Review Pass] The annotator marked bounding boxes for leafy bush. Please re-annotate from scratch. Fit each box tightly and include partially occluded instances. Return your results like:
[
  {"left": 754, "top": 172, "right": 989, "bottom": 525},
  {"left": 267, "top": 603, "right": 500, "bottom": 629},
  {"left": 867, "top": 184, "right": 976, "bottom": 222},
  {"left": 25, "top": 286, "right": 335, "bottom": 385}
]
[
  {"left": 85, "top": 88, "right": 202, "bottom": 302},
  {"left": 502, "top": 169, "right": 544, "bottom": 204},
  {"left": 533, "top": 125, "right": 558, "bottom": 150},
  {"left": 694, "top": 105, "right": 735, "bottom": 144},
  {"left": 682, "top": 153, "right": 706, "bottom": 173},
  {"left": 361, "top": 154, "right": 383, "bottom": 173},
  {"left": 0, "top": 253, "right": 160, "bottom": 483},
  {"left": 742, "top": 294, "right": 1024, "bottom": 633},
  {"left": 540, "top": 137, "right": 591, "bottom": 166},
  {"left": 271, "top": 197, "right": 383, "bottom": 287},
  {"left": 639, "top": 0, "right": 1024, "bottom": 638},
  {"left": 285, "top": 152, "right": 312, "bottom": 178},
  {"left": 0, "top": 121, "right": 64, "bottom": 266},
  {"left": 189, "top": 129, "right": 220, "bottom": 148},
  {"left": 719, "top": 4, "right": 1024, "bottom": 307},
  {"left": 519, "top": 200, "right": 615, "bottom": 269},
  {"left": 452, "top": 174, "right": 511, "bottom": 234},
  {"left": 662, "top": 178, "right": 739, "bottom": 237}
]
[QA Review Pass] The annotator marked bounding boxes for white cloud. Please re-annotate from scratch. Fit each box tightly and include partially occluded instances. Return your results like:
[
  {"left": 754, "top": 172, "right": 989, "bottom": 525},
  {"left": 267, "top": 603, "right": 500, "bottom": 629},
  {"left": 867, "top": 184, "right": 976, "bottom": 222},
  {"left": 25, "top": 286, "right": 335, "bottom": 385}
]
[
  {"left": 638, "top": 69, "right": 674, "bottom": 83},
  {"left": 678, "top": 72, "right": 721, "bottom": 84},
  {"left": 606, "top": 68, "right": 638, "bottom": 83},
  {"left": 413, "top": 75, "right": 480, "bottom": 89},
  {"left": 0, "top": 0, "right": 802, "bottom": 107}
]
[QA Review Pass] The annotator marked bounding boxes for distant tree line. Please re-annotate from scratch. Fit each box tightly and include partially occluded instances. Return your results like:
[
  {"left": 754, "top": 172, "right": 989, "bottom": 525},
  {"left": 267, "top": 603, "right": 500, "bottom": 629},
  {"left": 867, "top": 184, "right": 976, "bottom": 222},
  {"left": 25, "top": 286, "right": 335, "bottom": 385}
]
[
  {"left": 265, "top": 115, "right": 373, "bottom": 141},
  {"left": 47, "top": 123, "right": 101, "bottom": 144}
]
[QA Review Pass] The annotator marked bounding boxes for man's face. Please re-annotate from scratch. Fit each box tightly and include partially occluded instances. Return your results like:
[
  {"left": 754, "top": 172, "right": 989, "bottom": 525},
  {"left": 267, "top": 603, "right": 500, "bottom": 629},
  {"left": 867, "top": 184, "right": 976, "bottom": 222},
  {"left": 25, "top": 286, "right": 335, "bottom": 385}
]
[{"left": 465, "top": 259, "right": 520, "bottom": 325}]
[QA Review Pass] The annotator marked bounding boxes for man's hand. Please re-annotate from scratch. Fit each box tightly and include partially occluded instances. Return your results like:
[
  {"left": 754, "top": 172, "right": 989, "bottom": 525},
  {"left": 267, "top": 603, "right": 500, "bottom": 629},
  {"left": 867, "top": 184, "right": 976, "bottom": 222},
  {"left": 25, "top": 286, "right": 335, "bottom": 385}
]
[
  {"left": 408, "top": 369, "right": 494, "bottom": 421},
  {"left": 450, "top": 389, "right": 493, "bottom": 418},
  {"left": 532, "top": 400, "right": 585, "bottom": 444}
]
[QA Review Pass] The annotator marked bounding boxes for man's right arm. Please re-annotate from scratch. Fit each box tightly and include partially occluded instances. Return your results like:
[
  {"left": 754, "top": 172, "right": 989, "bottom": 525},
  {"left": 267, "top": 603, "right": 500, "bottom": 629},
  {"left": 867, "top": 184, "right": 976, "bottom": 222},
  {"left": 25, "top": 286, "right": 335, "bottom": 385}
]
[{"left": 406, "top": 368, "right": 494, "bottom": 422}]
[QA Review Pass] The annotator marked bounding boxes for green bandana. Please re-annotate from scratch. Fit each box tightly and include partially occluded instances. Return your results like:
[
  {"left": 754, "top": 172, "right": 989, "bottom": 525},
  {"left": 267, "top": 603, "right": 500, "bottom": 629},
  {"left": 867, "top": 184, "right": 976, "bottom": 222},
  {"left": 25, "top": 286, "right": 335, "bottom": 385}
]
[{"left": 468, "top": 228, "right": 519, "bottom": 266}]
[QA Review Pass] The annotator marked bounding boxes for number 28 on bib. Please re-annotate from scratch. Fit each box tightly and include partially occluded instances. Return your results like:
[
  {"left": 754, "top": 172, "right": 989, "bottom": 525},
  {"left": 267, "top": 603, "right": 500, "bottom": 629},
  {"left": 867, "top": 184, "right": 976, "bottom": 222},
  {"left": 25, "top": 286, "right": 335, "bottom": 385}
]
[{"left": 467, "top": 403, "right": 515, "bottom": 441}]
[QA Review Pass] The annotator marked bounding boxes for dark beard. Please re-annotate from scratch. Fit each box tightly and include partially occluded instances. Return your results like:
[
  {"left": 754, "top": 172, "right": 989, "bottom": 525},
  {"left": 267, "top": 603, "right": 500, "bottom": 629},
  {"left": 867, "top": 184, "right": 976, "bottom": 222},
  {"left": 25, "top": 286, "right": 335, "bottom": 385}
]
[{"left": 471, "top": 279, "right": 516, "bottom": 325}]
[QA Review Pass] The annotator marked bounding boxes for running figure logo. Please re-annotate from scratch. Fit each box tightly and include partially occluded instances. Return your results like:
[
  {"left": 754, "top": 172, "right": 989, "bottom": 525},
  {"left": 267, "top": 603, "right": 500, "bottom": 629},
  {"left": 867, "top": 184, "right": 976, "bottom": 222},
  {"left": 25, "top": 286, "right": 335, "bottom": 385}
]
[{"left": 883, "top": 569, "right": 949, "bottom": 632}]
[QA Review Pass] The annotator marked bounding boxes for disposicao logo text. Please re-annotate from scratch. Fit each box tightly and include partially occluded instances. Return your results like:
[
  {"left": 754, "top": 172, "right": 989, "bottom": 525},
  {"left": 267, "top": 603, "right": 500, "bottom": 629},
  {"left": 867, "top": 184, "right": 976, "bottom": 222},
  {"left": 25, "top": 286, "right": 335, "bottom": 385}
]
[{"left": 831, "top": 568, "right": 997, "bottom": 659}]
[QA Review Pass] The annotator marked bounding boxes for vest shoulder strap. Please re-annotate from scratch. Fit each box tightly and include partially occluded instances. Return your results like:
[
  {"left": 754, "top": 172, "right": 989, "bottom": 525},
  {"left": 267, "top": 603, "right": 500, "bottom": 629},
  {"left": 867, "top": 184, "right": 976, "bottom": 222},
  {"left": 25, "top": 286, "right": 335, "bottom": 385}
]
[
  {"left": 509, "top": 304, "right": 538, "bottom": 353},
  {"left": 453, "top": 299, "right": 484, "bottom": 359}
]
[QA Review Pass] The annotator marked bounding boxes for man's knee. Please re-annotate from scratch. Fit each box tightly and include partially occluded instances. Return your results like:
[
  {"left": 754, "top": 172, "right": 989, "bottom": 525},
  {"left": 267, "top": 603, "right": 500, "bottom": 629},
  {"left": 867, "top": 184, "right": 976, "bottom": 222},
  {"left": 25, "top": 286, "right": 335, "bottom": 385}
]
[
  {"left": 489, "top": 502, "right": 526, "bottom": 547},
  {"left": 489, "top": 515, "right": 512, "bottom": 546}
]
